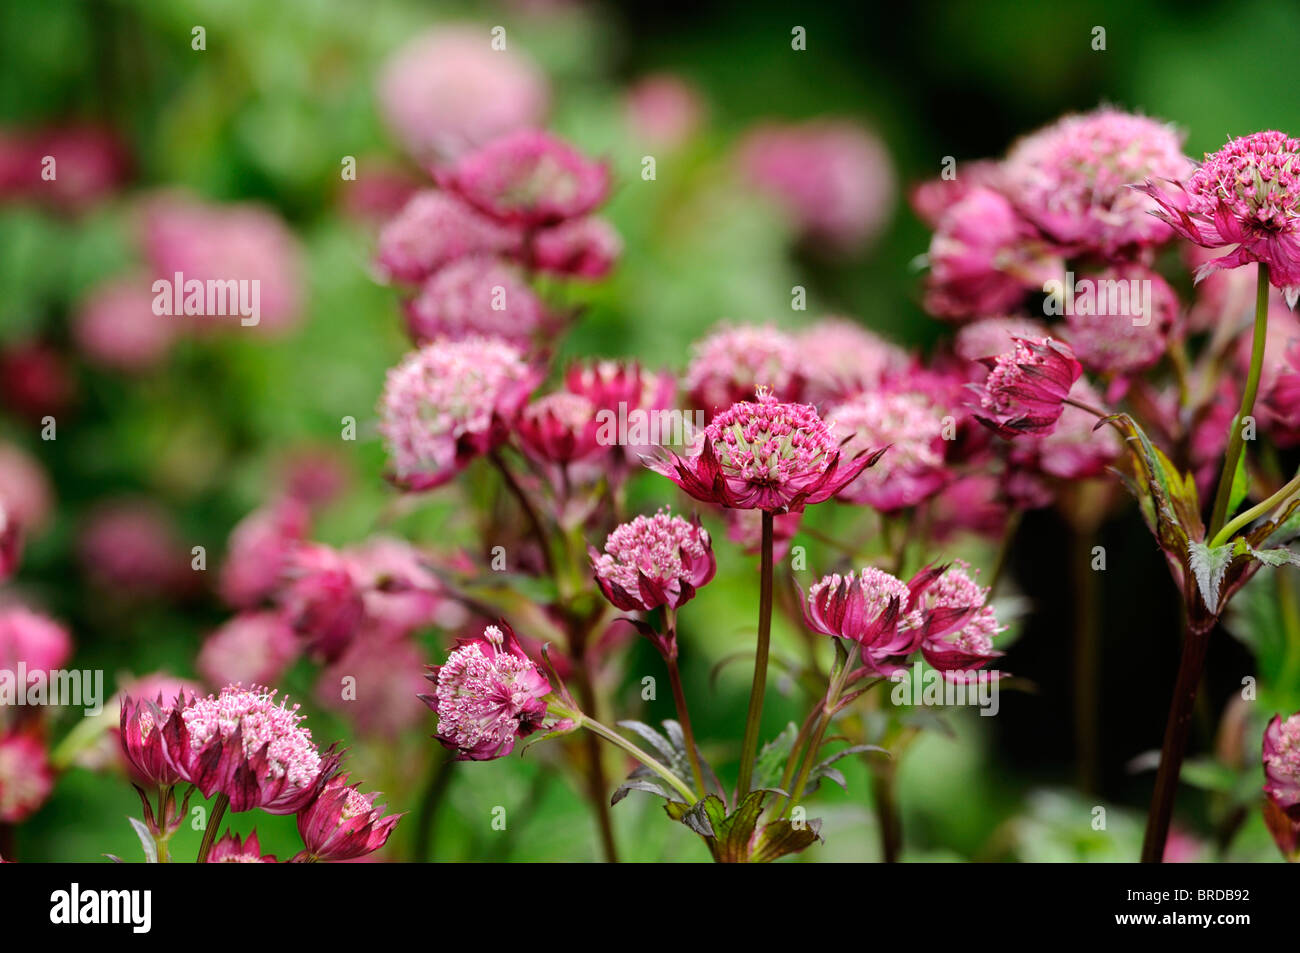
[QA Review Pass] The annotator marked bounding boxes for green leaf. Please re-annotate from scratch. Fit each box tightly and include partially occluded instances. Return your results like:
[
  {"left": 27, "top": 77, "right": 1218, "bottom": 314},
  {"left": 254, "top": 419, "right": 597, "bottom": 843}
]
[
  {"left": 802, "top": 743, "right": 890, "bottom": 797},
  {"left": 128, "top": 817, "right": 158, "bottom": 864},
  {"left": 1188, "top": 540, "right": 1233, "bottom": 612},
  {"left": 754, "top": 722, "right": 799, "bottom": 791},
  {"left": 749, "top": 817, "right": 822, "bottom": 863}
]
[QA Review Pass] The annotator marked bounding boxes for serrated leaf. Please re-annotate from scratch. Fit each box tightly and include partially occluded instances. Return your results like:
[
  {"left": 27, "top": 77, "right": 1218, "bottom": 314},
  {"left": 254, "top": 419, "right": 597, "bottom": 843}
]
[
  {"left": 128, "top": 817, "right": 158, "bottom": 864},
  {"left": 750, "top": 817, "right": 822, "bottom": 863},
  {"left": 1188, "top": 540, "right": 1233, "bottom": 612},
  {"left": 1247, "top": 546, "right": 1300, "bottom": 568},
  {"left": 754, "top": 722, "right": 798, "bottom": 791},
  {"left": 615, "top": 720, "right": 678, "bottom": 764},
  {"left": 803, "top": 743, "right": 889, "bottom": 797}
]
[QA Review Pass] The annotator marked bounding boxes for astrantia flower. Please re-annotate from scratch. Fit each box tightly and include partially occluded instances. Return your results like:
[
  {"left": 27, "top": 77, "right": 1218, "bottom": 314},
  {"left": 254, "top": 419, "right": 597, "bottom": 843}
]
[
  {"left": 403, "top": 256, "right": 546, "bottom": 346},
  {"left": 827, "top": 388, "right": 951, "bottom": 512},
  {"left": 1014, "top": 380, "right": 1122, "bottom": 480},
  {"left": 379, "top": 336, "right": 538, "bottom": 490},
  {"left": 564, "top": 360, "right": 677, "bottom": 465},
  {"left": 197, "top": 611, "right": 300, "bottom": 690},
  {"left": 419, "top": 623, "right": 552, "bottom": 761},
  {"left": 219, "top": 497, "right": 310, "bottom": 610},
  {"left": 1061, "top": 266, "right": 1178, "bottom": 376},
  {"left": 78, "top": 500, "right": 189, "bottom": 598},
  {"left": 796, "top": 319, "right": 910, "bottom": 408},
  {"left": 345, "top": 537, "right": 450, "bottom": 637},
  {"left": 296, "top": 774, "right": 401, "bottom": 862},
  {"left": 971, "top": 337, "right": 1083, "bottom": 438},
  {"left": 0, "top": 728, "right": 53, "bottom": 822},
  {"left": 1140, "top": 131, "right": 1300, "bottom": 303},
  {"left": 437, "top": 130, "right": 610, "bottom": 227},
  {"left": 206, "top": 830, "right": 277, "bottom": 863},
  {"left": 624, "top": 74, "right": 705, "bottom": 149},
  {"left": 374, "top": 190, "right": 517, "bottom": 284},
  {"left": 590, "top": 510, "right": 715, "bottom": 617},
  {"left": 74, "top": 276, "right": 176, "bottom": 372},
  {"left": 164, "top": 684, "right": 338, "bottom": 814},
  {"left": 317, "top": 629, "right": 430, "bottom": 739},
  {"left": 119, "top": 687, "right": 192, "bottom": 787},
  {"left": 684, "top": 325, "right": 801, "bottom": 417},
  {"left": 904, "top": 561, "right": 1004, "bottom": 678},
  {"left": 1003, "top": 108, "right": 1191, "bottom": 254},
  {"left": 650, "top": 389, "right": 880, "bottom": 513},
  {"left": 909, "top": 159, "right": 1006, "bottom": 228},
  {"left": 0, "top": 606, "right": 71, "bottom": 676},
  {"left": 1264, "top": 713, "right": 1300, "bottom": 811},
  {"left": 923, "top": 187, "right": 1064, "bottom": 320},
  {"left": 530, "top": 217, "right": 622, "bottom": 279},
  {"left": 800, "top": 568, "right": 917, "bottom": 675},
  {"left": 278, "top": 544, "right": 364, "bottom": 664},
  {"left": 516, "top": 392, "right": 605, "bottom": 465}
]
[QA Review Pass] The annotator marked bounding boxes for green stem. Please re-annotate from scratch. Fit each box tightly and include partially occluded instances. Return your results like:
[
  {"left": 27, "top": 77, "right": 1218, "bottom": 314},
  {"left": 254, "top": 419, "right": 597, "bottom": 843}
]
[
  {"left": 580, "top": 716, "right": 698, "bottom": 804},
  {"left": 782, "top": 640, "right": 852, "bottom": 816},
  {"left": 664, "top": 644, "right": 707, "bottom": 797},
  {"left": 195, "top": 792, "right": 228, "bottom": 864},
  {"left": 1209, "top": 469, "right": 1300, "bottom": 547},
  {"left": 1209, "top": 263, "right": 1271, "bottom": 538},
  {"left": 736, "top": 510, "right": 775, "bottom": 796}
]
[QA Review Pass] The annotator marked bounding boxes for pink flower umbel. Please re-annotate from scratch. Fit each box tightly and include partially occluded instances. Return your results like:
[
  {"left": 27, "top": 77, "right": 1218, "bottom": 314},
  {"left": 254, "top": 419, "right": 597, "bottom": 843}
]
[
  {"left": 795, "top": 318, "right": 910, "bottom": 409},
  {"left": 74, "top": 276, "right": 176, "bottom": 372},
  {"left": 0, "top": 727, "right": 53, "bottom": 822},
  {"left": 684, "top": 324, "right": 801, "bottom": 416},
  {"left": 206, "top": 830, "right": 277, "bottom": 863},
  {"left": 379, "top": 336, "right": 538, "bottom": 490},
  {"left": 1003, "top": 107, "right": 1191, "bottom": 255},
  {"left": 419, "top": 623, "right": 552, "bottom": 761},
  {"left": 826, "top": 388, "right": 951, "bottom": 512},
  {"left": 0, "top": 606, "right": 71, "bottom": 676},
  {"left": 120, "top": 686, "right": 194, "bottom": 787},
  {"left": 220, "top": 497, "right": 310, "bottom": 610},
  {"left": 437, "top": 130, "right": 610, "bottom": 227},
  {"left": 278, "top": 543, "right": 364, "bottom": 663},
  {"left": 163, "top": 684, "right": 339, "bottom": 814},
  {"left": 591, "top": 509, "right": 715, "bottom": 614},
  {"left": 1014, "top": 380, "right": 1122, "bottom": 480},
  {"left": 296, "top": 774, "right": 401, "bottom": 862},
  {"left": 800, "top": 568, "right": 916, "bottom": 675},
  {"left": 649, "top": 388, "right": 880, "bottom": 513},
  {"left": 1061, "top": 266, "right": 1178, "bottom": 376},
  {"left": 905, "top": 561, "right": 1004, "bottom": 678},
  {"left": 971, "top": 337, "right": 1083, "bottom": 438},
  {"left": 1263, "top": 713, "right": 1300, "bottom": 861},
  {"left": 198, "top": 611, "right": 300, "bottom": 689},
  {"left": 530, "top": 217, "right": 622, "bottom": 279},
  {"left": 1139, "top": 130, "right": 1300, "bottom": 304},
  {"left": 516, "top": 392, "right": 606, "bottom": 465},
  {"left": 403, "top": 256, "right": 546, "bottom": 346},
  {"left": 374, "top": 190, "right": 517, "bottom": 284}
]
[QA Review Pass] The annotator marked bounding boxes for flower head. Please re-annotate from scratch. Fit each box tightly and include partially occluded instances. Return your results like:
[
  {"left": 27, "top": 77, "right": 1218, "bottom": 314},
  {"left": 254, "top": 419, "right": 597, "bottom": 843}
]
[
  {"left": 971, "top": 337, "right": 1083, "bottom": 438},
  {"left": 374, "top": 190, "right": 517, "bottom": 284},
  {"left": 800, "top": 568, "right": 917, "bottom": 674},
  {"left": 437, "top": 130, "right": 610, "bottom": 227},
  {"left": 379, "top": 337, "right": 538, "bottom": 490},
  {"left": 1003, "top": 108, "right": 1191, "bottom": 254},
  {"left": 1264, "top": 713, "right": 1300, "bottom": 811},
  {"left": 796, "top": 319, "right": 910, "bottom": 409},
  {"left": 516, "top": 392, "right": 605, "bottom": 465},
  {"left": 74, "top": 276, "right": 176, "bottom": 372},
  {"left": 0, "top": 606, "right": 71, "bottom": 676},
  {"left": 1062, "top": 266, "right": 1178, "bottom": 375},
  {"left": 684, "top": 324, "right": 801, "bottom": 416},
  {"left": 278, "top": 544, "right": 364, "bottom": 664},
  {"left": 530, "top": 217, "right": 622, "bottom": 279},
  {"left": 905, "top": 561, "right": 1004, "bottom": 678},
  {"left": 826, "top": 388, "right": 951, "bottom": 512},
  {"left": 119, "top": 686, "right": 192, "bottom": 788},
  {"left": 1139, "top": 130, "right": 1300, "bottom": 304},
  {"left": 419, "top": 623, "right": 552, "bottom": 761},
  {"left": 198, "top": 611, "right": 300, "bottom": 690},
  {"left": 297, "top": 774, "right": 401, "bottom": 862},
  {"left": 220, "top": 497, "right": 310, "bottom": 610},
  {"left": 206, "top": 830, "right": 277, "bottom": 863},
  {"left": 403, "top": 256, "right": 546, "bottom": 346},
  {"left": 590, "top": 509, "right": 715, "bottom": 616},
  {"left": 649, "top": 389, "right": 880, "bottom": 513},
  {"left": 0, "top": 728, "right": 53, "bottom": 822},
  {"left": 1013, "top": 379, "right": 1123, "bottom": 480},
  {"left": 317, "top": 629, "right": 430, "bottom": 739}
]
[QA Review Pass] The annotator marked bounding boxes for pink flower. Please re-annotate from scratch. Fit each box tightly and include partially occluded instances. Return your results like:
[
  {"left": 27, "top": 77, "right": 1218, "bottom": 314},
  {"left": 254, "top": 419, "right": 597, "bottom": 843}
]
[
  {"left": 530, "top": 217, "right": 622, "bottom": 278},
  {"left": 296, "top": 774, "right": 401, "bottom": 862},
  {"left": 162, "top": 684, "right": 339, "bottom": 814},
  {"left": 923, "top": 187, "right": 1064, "bottom": 320},
  {"left": 906, "top": 561, "right": 1004, "bottom": 678},
  {"left": 1263, "top": 713, "right": 1300, "bottom": 811},
  {"left": 0, "top": 442, "right": 53, "bottom": 532},
  {"left": 1013, "top": 380, "right": 1122, "bottom": 480},
  {"left": 119, "top": 687, "right": 193, "bottom": 787},
  {"left": 0, "top": 341, "right": 76, "bottom": 422},
  {"left": 0, "top": 123, "right": 129, "bottom": 212},
  {"left": 1061, "top": 266, "right": 1178, "bottom": 375},
  {"left": 403, "top": 255, "right": 547, "bottom": 346},
  {"left": 220, "top": 498, "right": 310, "bottom": 609},
  {"left": 206, "top": 830, "right": 277, "bottom": 863},
  {"left": 0, "top": 728, "right": 53, "bottom": 822},
  {"left": 197, "top": 611, "right": 300, "bottom": 689},
  {"left": 73, "top": 276, "right": 176, "bottom": 372},
  {"left": 516, "top": 392, "right": 606, "bottom": 465},
  {"left": 1139, "top": 130, "right": 1300, "bottom": 305},
  {"left": 1263, "top": 342, "right": 1300, "bottom": 445},
  {"left": 278, "top": 544, "right": 365, "bottom": 664},
  {"left": 1003, "top": 108, "right": 1191, "bottom": 254},
  {"left": 345, "top": 537, "right": 450, "bottom": 636},
  {"left": 796, "top": 319, "right": 910, "bottom": 409},
  {"left": 378, "top": 337, "right": 539, "bottom": 490},
  {"left": 908, "top": 160, "right": 1007, "bottom": 229},
  {"left": 800, "top": 567, "right": 917, "bottom": 675},
  {"left": 78, "top": 500, "right": 189, "bottom": 598},
  {"left": 624, "top": 74, "right": 706, "bottom": 149},
  {"left": 436, "top": 130, "right": 610, "bottom": 227},
  {"left": 826, "top": 388, "right": 951, "bottom": 512},
  {"left": 374, "top": 190, "right": 517, "bottom": 284},
  {"left": 684, "top": 324, "right": 802, "bottom": 417},
  {"left": 970, "top": 337, "right": 1083, "bottom": 438},
  {"left": 649, "top": 388, "right": 881, "bottom": 513},
  {"left": 590, "top": 510, "right": 715, "bottom": 617},
  {"left": 0, "top": 606, "right": 71, "bottom": 676},
  {"left": 564, "top": 360, "right": 677, "bottom": 468},
  {"left": 419, "top": 623, "right": 552, "bottom": 761},
  {"left": 316, "top": 628, "right": 430, "bottom": 739},
  {"left": 377, "top": 26, "right": 548, "bottom": 163},
  {"left": 738, "top": 120, "right": 894, "bottom": 252}
]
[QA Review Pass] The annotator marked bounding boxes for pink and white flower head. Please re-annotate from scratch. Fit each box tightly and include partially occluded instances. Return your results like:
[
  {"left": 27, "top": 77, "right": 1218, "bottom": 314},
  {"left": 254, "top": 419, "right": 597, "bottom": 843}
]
[
  {"left": 0, "top": 502, "right": 19, "bottom": 582},
  {"left": 345, "top": 537, "right": 448, "bottom": 636},
  {"left": 379, "top": 336, "right": 539, "bottom": 490},
  {"left": 516, "top": 392, "right": 605, "bottom": 465},
  {"left": 1263, "top": 713, "right": 1300, "bottom": 812},
  {"left": 908, "top": 159, "right": 1007, "bottom": 229},
  {"left": 530, "top": 217, "right": 622, "bottom": 279},
  {"left": 1003, "top": 108, "right": 1191, "bottom": 255},
  {"left": 0, "top": 728, "right": 53, "bottom": 822},
  {"left": 1140, "top": 130, "right": 1300, "bottom": 304},
  {"left": 684, "top": 324, "right": 802, "bottom": 416},
  {"left": 590, "top": 509, "right": 715, "bottom": 618},
  {"left": 721, "top": 507, "right": 802, "bottom": 562},
  {"left": 119, "top": 684, "right": 194, "bottom": 787},
  {"left": 1015, "top": 379, "right": 1123, "bottom": 480},
  {"left": 1061, "top": 266, "right": 1178, "bottom": 376},
  {"left": 163, "top": 684, "right": 339, "bottom": 814},
  {"left": 377, "top": 26, "right": 548, "bottom": 163},
  {"left": 923, "top": 187, "right": 1064, "bottom": 320},
  {"left": 206, "top": 830, "right": 277, "bottom": 863},
  {"left": 296, "top": 774, "right": 401, "bottom": 862},
  {"left": 197, "top": 611, "right": 300, "bottom": 690},
  {"left": 403, "top": 255, "right": 546, "bottom": 346},
  {"left": 827, "top": 388, "right": 951, "bottom": 512},
  {"left": 905, "top": 561, "right": 1004, "bottom": 679},
  {"left": 800, "top": 568, "right": 917, "bottom": 675},
  {"left": 317, "top": 629, "right": 430, "bottom": 739},
  {"left": 219, "top": 497, "right": 311, "bottom": 610},
  {"left": 278, "top": 543, "right": 365, "bottom": 664},
  {"left": 624, "top": 74, "right": 706, "bottom": 149},
  {"left": 374, "top": 190, "right": 517, "bottom": 284},
  {"left": 73, "top": 276, "right": 176, "bottom": 372},
  {"left": 737, "top": 120, "right": 895, "bottom": 252},
  {"left": 0, "top": 442, "right": 52, "bottom": 534},
  {"left": 564, "top": 360, "right": 677, "bottom": 467},
  {"left": 437, "top": 130, "right": 610, "bottom": 228},
  {"left": 971, "top": 337, "right": 1083, "bottom": 438},
  {"left": 953, "top": 316, "right": 1051, "bottom": 365},
  {"left": 419, "top": 622, "right": 552, "bottom": 761},
  {"left": 796, "top": 318, "right": 910, "bottom": 409},
  {"left": 0, "top": 606, "right": 71, "bottom": 677},
  {"left": 650, "top": 388, "right": 881, "bottom": 513},
  {"left": 78, "top": 500, "right": 189, "bottom": 598}
]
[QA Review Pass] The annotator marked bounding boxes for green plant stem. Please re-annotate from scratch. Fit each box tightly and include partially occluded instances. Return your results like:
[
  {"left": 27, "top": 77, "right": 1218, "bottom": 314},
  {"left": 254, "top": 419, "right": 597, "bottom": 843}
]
[
  {"left": 1209, "top": 469, "right": 1300, "bottom": 547},
  {"left": 1209, "top": 263, "right": 1271, "bottom": 538},
  {"left": 195, "top": 792, "right": 228, "bottom": 864},
  {"left": 736, "top": 510, "right": 775, "bottom": 796},
  {"left": 412, "top": 755, "right": 452, "bottom": 861},
  {"left": 870, "top": 759, "right": 902, "bottom": 863},
  {"left": 571, "top": 663, "right": 620, "bottom": 863},
  {"left": 662, "top": 612, "right": 707, "bottom": 796},
  {"left": 782, "top": 640, "right": 852, "bottom": 816},
  {"left": 580, "top": 716, "right": 699, "bottom": 804}
]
